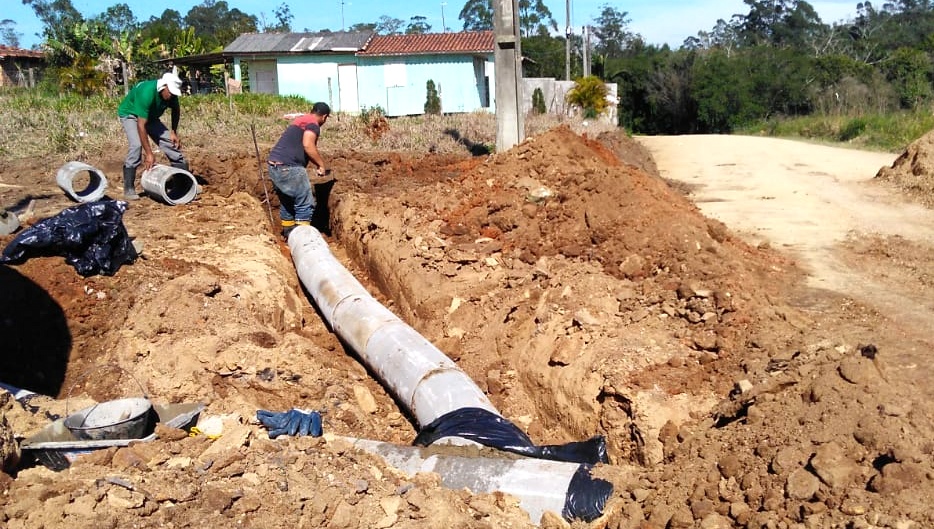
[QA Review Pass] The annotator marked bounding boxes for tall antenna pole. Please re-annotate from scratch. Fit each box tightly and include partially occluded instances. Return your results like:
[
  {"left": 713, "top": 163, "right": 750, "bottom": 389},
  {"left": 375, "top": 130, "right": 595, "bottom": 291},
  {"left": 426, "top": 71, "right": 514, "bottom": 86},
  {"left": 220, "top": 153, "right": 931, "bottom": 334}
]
[
  {"left": 565, "top": 0, "right": 571, "bottom": 80},
  {"left": 341, "top": 0, "right": 346, "bottom": 30},
  {"left": 441, "top": 2, "right": 447, "bottom": 32}
]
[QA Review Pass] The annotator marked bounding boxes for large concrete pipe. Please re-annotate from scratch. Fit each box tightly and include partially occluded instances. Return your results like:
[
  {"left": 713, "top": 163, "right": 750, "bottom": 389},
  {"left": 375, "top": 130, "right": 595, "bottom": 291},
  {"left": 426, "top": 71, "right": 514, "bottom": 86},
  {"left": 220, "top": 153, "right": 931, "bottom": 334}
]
[
  {"left": 56, "top": 161, "right": 108, "bottom": 203},
  {"left": 288, "top": 226, "right": 613, "bottom": 523},
  {"left": 288, "top": 225, "right": 499, "bottom": 427},
  {"left": 141, "top": 164, "right": 199, "bottom": 205},
  {"left": 343, "top": 436, "right": 613, "bottom": 524}
]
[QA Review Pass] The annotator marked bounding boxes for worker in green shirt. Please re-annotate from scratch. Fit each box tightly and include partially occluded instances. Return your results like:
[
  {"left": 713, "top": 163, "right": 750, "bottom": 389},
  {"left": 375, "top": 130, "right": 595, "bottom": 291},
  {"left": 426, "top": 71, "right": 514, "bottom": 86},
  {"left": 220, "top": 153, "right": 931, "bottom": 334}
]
[{"left": 117, "top": 72, "right": 189, "bottom": 200}]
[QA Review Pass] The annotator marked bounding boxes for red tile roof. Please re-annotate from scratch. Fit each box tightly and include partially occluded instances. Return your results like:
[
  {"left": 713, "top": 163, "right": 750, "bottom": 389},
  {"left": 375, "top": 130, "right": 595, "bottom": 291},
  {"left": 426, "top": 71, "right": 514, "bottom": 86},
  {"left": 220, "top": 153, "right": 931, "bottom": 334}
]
[
  {"left": 360, "top": 31, "right": 493, "bottom": 56},
  {"left": 0, "top": 45, "right": 44, "bottom": 59}
]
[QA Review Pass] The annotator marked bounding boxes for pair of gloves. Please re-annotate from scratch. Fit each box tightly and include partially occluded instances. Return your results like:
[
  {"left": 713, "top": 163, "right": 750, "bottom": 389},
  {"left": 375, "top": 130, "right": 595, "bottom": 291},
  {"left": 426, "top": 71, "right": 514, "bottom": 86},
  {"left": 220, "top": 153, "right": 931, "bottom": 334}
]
[{"left": 256, "top": 409, "right": 322, "bottom": 438}]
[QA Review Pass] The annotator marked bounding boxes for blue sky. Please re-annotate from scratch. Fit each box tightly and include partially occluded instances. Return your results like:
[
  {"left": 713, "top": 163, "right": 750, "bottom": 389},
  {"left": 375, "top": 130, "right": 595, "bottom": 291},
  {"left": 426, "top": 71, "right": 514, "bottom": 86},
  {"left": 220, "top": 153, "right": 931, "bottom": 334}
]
[{"left": 8, "top": 0, "right": 860, "bottom": 50}]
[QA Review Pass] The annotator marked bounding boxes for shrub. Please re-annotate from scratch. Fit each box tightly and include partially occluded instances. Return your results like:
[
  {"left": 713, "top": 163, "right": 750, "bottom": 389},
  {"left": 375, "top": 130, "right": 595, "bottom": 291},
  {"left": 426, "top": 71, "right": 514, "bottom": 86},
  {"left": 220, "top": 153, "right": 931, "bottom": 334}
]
[
  {"left": 425, "top": 80, "right": 441, "bottom": 115},
  {"left": 566, "top": 76, "right": 608, "bottom": 118},
  {"left": 532, "top": 87, "right": 546, "bottom": 114}
]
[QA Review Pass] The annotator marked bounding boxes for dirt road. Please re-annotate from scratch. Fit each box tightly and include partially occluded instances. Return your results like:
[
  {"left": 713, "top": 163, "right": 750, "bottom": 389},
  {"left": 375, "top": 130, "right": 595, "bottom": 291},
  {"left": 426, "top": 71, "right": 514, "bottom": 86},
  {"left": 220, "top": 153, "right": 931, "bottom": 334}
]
[{"left": 639, "top": 134, "right": 934, "bottom": 395}]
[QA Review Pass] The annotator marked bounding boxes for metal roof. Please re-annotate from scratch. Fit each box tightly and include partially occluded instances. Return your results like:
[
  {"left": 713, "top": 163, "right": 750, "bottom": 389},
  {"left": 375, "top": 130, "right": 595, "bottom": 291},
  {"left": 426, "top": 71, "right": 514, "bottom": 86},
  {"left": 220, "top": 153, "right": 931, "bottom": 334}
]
[
  {"left": 359, "top": 31, "right": 494, "bottom": 56},
  {"left": 223, "top": 31, "right": 375, "bottom": 54}
]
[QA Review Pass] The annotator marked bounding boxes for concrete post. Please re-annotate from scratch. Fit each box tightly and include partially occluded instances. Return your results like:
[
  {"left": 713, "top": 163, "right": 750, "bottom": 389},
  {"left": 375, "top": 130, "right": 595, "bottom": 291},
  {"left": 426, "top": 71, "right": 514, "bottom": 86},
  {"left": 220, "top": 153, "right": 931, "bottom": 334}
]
[
  {"left": 493, "top": 0, "right": 524, "bottom": 152},
  {"left": 565, "top": 0, "right": 571, "bottom": 81}
]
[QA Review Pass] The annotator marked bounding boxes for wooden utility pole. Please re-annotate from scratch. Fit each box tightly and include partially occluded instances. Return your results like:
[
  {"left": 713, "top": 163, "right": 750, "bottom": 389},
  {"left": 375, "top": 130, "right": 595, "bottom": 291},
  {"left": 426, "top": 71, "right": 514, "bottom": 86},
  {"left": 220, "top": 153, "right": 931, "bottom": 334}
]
[{"left": 493, "top": 0, "right": 524, "bottom": 151}]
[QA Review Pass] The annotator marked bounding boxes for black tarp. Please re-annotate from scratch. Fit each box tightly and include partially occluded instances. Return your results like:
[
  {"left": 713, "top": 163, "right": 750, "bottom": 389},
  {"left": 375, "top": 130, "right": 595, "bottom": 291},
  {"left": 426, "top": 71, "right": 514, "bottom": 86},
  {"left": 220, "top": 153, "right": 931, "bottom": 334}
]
[{"left": 0, "top": 200, "right": 138, "bottom": 277}]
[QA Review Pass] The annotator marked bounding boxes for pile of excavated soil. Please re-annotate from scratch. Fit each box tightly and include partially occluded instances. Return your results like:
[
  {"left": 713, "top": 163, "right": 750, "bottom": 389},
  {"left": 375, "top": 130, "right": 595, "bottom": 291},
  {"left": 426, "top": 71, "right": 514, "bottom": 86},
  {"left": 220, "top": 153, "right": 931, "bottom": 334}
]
[
  {"left": 1, "top": 124, "right": 932, "bottom": 529},
  {"left": 876, "top": 128, "right": 934, "bottom": 208}
]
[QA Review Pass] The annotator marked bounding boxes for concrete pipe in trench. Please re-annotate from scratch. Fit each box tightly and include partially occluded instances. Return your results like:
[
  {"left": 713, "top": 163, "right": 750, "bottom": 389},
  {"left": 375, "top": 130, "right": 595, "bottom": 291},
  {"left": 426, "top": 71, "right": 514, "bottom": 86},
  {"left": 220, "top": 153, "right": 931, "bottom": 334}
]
[
  {"left": 288, "top": 226, "right": 612, "bottom": 524},
  {"left": 343, "top": 435, "right": 611, "bottom": 524},
  {"left": 288, "top": 225, "right": 498, "bottom": 427}
]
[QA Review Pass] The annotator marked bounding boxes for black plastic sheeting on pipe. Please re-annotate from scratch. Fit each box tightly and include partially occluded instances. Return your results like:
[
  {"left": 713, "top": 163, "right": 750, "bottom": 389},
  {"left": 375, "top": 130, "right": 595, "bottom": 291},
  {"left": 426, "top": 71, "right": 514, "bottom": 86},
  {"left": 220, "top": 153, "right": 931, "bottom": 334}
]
[{"left": 414, "top": 407, "right": 613, "bottom": 523}]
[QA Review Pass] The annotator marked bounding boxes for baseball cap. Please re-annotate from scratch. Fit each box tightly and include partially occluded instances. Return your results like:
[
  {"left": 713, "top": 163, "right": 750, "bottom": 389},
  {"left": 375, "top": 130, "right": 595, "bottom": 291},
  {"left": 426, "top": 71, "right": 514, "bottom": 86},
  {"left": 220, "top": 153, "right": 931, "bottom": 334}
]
[{"left": 158, "top": 72, "right": 182, "bottom": 96}]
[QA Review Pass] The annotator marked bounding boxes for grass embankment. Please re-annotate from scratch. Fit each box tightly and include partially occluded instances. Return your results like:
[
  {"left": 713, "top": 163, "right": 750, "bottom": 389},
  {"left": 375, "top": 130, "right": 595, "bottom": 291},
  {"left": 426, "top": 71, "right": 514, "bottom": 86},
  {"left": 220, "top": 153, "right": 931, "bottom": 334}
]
[
  {"left": 739, "top": 111, "right": 934, "bottom": 152},
  {"left": 0, "top": 89, "right": 609, "bottom": 163}
]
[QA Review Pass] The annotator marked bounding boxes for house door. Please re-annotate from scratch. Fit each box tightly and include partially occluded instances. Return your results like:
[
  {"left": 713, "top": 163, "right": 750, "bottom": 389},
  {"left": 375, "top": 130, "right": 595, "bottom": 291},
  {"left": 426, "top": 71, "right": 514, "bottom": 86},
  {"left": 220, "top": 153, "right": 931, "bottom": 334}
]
[
  {"left": 337, "top": 64, "right": 359, "bottom": 113},
  {"left": 251, "top": 61, "right": 278, "bottom": 94}
]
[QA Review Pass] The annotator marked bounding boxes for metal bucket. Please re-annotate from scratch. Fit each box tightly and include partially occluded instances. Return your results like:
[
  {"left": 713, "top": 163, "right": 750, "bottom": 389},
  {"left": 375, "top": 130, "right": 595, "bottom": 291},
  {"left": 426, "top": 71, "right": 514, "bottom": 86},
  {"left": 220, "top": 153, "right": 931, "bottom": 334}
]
[{"left": 63, "top": 397, "right": 154, "bottom": 441}]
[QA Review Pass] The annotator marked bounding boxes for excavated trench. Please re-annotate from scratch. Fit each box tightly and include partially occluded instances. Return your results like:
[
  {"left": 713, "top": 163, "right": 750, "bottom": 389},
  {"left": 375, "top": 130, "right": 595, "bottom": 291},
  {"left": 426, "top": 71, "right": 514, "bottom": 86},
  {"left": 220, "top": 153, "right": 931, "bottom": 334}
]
[{"left": 6, "top": 128, "right": 934, "bottom": 527}]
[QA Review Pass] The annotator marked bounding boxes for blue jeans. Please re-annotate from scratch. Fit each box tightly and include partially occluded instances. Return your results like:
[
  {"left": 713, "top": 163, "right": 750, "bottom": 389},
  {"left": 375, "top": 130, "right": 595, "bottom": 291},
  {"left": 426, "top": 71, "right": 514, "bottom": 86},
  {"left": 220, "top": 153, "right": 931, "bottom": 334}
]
[{"left": 268, "top": 164, "right": 315, "bottom": 223}]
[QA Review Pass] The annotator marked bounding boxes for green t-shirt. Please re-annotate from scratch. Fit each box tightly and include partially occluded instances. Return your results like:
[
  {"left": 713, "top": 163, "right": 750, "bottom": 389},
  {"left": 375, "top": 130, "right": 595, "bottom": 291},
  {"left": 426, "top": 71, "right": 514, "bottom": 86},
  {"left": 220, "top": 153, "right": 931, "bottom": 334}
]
[{"left": 117, "top": 79, "right": 174, "bottom": 120}]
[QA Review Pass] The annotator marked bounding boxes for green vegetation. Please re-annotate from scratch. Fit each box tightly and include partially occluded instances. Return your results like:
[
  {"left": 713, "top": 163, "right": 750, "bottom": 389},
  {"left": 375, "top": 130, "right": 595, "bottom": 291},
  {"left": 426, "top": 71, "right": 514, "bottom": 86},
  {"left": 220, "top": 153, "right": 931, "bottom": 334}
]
[
  {"left": 531, "top": 88, "right": 546, "bottom": 115},
  {"left": 424, "top": 80, "right": 442, "bottom": 115},
  {"left": 0, "top": 91, "right": 610, "bottom": 160},
  {"left": 566, "top": 76, "right": 609, "bottom": 118},
  {"left": 741, "top": 111, "right": 934, "bottom": 153}
]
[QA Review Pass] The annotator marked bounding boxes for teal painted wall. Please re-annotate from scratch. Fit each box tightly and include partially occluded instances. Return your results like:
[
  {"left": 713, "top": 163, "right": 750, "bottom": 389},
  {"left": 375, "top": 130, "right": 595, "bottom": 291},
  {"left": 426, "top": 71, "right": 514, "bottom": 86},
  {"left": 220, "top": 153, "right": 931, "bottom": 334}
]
[
  {"left": 357, "top": 54, "right": 494, "bottom": 116},
  {"left": 235, "top": 52, "right": 495, "bottom": 116},
  {"left": 276, "top": 55, "right": 345, "bottom": 110}
]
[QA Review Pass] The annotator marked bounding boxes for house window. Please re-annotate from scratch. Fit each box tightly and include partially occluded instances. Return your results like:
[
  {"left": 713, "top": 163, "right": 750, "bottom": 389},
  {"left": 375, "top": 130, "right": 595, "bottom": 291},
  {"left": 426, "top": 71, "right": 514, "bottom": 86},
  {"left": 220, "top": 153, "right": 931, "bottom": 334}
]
[{"left": 384, "top": 62, "right": 406, "bottom": 88}]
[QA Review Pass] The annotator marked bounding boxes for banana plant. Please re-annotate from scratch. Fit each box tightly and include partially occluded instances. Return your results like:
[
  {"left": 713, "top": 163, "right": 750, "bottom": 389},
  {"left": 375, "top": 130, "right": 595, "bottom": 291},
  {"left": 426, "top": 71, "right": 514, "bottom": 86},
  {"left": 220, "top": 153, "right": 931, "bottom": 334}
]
[
  {"left": 93, "top": 30, "right": 160, "bottom": 92},
  {"left": 169, "top": 26, "right": 209, "bottom": 58}
]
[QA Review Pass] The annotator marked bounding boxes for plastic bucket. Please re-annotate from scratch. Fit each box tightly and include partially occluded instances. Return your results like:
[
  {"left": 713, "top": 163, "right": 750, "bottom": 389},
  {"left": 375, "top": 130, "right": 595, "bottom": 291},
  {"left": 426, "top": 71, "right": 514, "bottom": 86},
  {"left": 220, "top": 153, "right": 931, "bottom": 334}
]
[
  {"left": 63, "top": 397, "right": 154, "bottom": 441},
  {"left": 141, "top": 164, "right": 199, "bottom": 205},
  {"left": 56, "top": 161, "right": 108, "bottom": 203}
]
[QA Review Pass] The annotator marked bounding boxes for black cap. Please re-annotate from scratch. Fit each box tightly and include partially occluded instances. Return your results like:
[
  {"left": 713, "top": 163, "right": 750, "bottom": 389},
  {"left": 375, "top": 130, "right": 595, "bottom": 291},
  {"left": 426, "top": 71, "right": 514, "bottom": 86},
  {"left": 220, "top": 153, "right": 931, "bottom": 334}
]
[{"left": 312, "top": 102, "right": 331, "bottom": 116}]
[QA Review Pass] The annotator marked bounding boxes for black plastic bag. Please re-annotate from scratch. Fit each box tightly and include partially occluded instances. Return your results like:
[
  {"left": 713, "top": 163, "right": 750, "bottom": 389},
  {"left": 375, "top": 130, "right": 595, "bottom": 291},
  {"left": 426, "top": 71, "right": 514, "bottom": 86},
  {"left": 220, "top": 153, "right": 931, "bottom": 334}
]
[
  {"left": 413, "top": 407, "right": 609, "bottom": 465},
  {"left": 0, "top": 200, "right": 138, "bottom": 277},
  {"left": 563, "top": 464, "right": 615, "bottom": 522}
]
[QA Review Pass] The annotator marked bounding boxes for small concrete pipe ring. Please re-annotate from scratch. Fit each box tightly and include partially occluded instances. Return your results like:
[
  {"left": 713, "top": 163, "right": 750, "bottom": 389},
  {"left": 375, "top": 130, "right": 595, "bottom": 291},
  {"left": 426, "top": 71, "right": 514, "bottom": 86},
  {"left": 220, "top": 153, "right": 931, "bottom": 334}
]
[
  {"left": 56, "top": 161, "right": 109, "bottom": 203},
  {"left": 141, "top": 164, "right": 199, "bottom": 205}
]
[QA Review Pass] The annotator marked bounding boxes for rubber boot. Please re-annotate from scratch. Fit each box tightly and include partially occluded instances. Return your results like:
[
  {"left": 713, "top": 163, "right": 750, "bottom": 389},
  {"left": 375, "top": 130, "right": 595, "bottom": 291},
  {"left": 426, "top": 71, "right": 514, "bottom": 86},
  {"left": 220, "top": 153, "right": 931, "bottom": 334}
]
[{"left": 123, "top": 166, "right": 140, "bottom": 200}]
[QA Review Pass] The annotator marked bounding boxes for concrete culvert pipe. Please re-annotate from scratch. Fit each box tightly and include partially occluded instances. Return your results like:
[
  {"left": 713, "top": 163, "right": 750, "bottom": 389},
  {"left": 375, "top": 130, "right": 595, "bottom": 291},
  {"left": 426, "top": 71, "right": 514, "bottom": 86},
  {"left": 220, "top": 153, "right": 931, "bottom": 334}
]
[
  {"left": 344, "top": 436, "right": 613, "bottom": 525},
  {"left": 141, "top": 164, "right": 199, "bottom": 205},
  {"left": 56, "top": 161, "right": 108, "bottom": 203},
  {"left": 288, "top": 225, "right": 500, "bottom": 427},
  {"left": 288, "top": 225, "right": 614, "bottom": 524}
]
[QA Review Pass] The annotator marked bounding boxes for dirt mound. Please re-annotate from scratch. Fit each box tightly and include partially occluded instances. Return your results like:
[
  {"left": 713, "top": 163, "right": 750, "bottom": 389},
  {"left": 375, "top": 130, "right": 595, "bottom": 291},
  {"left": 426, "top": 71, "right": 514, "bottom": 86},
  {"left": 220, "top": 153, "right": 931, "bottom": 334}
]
[{"left": 876, "top": 127, "right": 934, "bottom": 207}]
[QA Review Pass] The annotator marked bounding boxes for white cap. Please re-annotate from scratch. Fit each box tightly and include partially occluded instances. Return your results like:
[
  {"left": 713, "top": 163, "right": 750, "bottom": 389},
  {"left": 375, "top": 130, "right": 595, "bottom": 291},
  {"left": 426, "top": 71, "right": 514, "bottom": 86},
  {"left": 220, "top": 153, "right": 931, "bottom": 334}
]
[{"left": 157, "top": 72, "right": 182, "bottom": 96}]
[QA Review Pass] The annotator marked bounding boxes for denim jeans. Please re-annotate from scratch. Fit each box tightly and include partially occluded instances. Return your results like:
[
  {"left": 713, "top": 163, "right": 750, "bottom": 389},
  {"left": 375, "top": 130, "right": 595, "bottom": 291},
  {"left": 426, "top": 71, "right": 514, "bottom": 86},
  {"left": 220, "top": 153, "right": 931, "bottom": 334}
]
[{"left": 268, "top": 164, "right": 315, "bottom": 223}]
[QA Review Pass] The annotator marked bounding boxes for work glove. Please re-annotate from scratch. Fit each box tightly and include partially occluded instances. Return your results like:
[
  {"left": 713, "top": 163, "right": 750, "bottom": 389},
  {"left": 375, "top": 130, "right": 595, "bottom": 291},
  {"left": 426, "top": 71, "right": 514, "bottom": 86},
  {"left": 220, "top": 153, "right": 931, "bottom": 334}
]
[{"left": 256, "top": 408, "right": 323, "bottom": 438}]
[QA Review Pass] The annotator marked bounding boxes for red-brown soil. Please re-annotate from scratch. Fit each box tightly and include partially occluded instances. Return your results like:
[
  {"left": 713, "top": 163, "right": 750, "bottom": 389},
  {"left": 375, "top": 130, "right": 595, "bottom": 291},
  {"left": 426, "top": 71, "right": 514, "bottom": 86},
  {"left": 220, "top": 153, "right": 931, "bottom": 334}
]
[{"left": 1, "top": 124, "right": 932, "bottom": 529}]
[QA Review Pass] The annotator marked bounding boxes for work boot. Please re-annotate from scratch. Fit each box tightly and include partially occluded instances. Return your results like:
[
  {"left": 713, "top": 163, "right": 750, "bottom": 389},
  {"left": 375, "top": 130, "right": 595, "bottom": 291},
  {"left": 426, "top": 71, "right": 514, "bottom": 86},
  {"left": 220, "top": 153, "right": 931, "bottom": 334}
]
[
  {"left": 123, "top": 166, "right": 140, "bottom": 200},
  {"left": 280, "top": 220, "right": 297, "bottom": 240},
  {"left": 170, "top": 160, "right": 190, "bottom": 172}
]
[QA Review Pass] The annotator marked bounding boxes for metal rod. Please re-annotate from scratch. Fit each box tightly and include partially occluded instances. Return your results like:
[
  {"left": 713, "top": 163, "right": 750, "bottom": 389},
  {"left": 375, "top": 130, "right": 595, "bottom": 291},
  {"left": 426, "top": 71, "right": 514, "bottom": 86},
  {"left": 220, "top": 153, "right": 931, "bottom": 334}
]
[{"left": 250, "top": 123, "right": 276, "bottom": 225}]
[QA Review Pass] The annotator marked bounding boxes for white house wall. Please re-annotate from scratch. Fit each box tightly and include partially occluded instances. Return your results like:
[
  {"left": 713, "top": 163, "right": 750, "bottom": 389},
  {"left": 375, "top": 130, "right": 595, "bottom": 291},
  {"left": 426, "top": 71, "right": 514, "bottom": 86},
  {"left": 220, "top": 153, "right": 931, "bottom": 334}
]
[{"left": 357, "top": 55, "right": 494, "bottom": 117}]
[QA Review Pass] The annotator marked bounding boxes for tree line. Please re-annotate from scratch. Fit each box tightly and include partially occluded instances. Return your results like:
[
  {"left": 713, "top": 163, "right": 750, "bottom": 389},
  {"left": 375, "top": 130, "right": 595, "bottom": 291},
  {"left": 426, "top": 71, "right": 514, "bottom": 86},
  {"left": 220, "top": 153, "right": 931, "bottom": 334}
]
[{"left": 5, "top": 0, "right": 934, "bottom": 134}]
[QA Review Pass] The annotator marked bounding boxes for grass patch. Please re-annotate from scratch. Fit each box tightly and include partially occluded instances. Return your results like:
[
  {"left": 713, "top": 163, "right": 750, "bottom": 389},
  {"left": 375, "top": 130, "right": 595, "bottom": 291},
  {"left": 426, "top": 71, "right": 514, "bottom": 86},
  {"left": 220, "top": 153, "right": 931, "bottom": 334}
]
[
  {"left": 0, "top": 90, "right": 616, "bottom": 162},
  {"left": 740, "top": 109, "right": 934, "bottom": 152}
]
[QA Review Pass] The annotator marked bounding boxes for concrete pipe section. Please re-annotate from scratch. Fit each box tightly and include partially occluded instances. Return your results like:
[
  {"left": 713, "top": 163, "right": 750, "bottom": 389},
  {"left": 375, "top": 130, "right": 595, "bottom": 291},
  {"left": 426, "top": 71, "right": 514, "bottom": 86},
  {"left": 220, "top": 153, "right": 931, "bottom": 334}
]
[
  {"left": 56, "top": 161, "right": 108, "bottom": 203},
  {"left": 141, "top": 164, "right": 199, "bottom": 206},
  {"left": 344, "top": 436, "right": 612, "bottom": 524},
  {"left": 288, "top": 226, "right": 613, "bottom": 524},
  {"left": 289, "top": 225, "right": 499, "bottom": 427}
]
